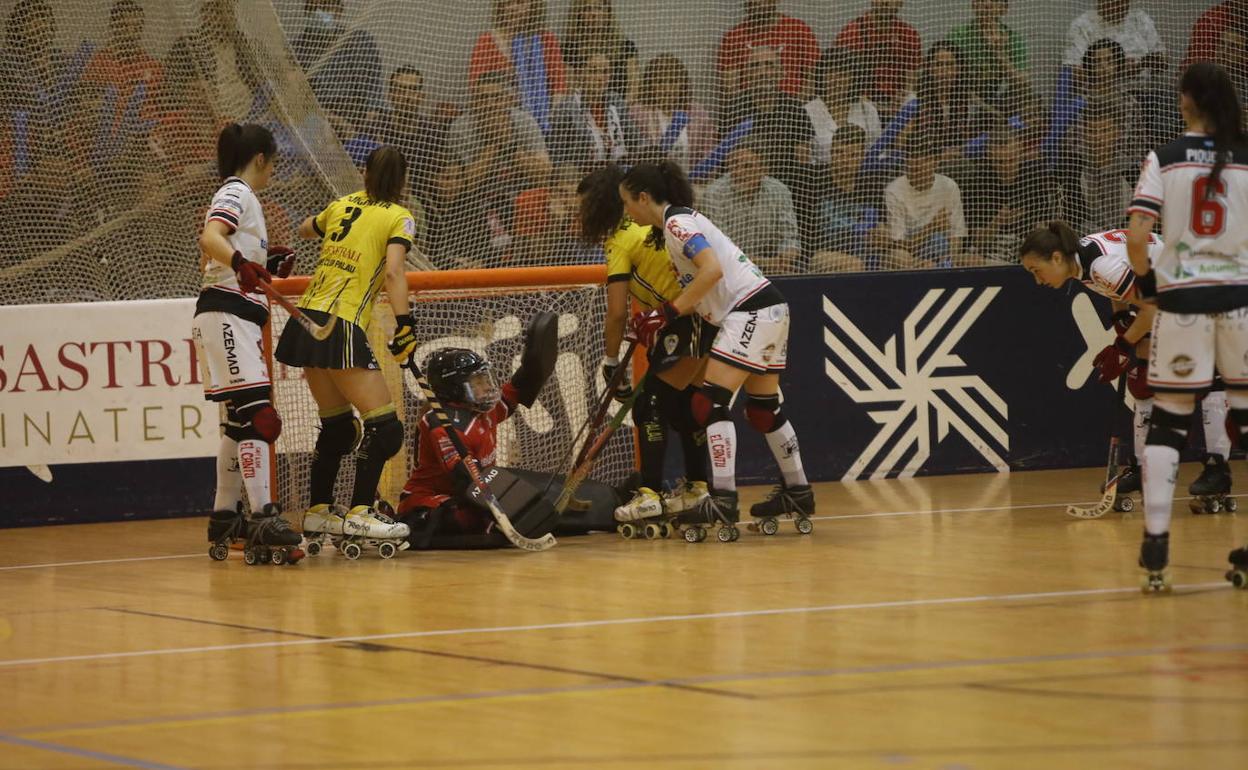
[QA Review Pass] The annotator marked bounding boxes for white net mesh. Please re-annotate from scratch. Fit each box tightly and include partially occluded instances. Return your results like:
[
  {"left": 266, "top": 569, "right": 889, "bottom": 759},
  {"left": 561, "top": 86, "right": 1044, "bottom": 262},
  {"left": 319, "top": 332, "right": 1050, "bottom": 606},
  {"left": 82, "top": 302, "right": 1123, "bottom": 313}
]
[{"left": 270, "top": 282, "right": 633, "bottom": 512}]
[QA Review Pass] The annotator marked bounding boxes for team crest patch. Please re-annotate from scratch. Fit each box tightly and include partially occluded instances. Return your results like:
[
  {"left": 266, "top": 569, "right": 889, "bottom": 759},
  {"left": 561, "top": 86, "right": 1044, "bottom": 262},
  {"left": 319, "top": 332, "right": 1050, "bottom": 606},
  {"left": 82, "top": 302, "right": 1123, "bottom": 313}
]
[
  {"left": 666, "top": 220, "right": 692, "bottom": 242},
  {"left": 663, "top": 333, "right": 679, "bottom": 355},
  {"left": 1170, "top": 355, "right": 1195, "bottom": 377}
]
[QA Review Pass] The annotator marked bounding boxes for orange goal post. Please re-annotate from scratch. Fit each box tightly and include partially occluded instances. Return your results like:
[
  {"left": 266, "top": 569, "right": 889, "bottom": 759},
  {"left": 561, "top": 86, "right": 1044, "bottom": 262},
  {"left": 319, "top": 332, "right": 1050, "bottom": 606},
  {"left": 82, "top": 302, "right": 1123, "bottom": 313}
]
[{"left": 263, "top": 265, "right": 637, "bottom": 513}]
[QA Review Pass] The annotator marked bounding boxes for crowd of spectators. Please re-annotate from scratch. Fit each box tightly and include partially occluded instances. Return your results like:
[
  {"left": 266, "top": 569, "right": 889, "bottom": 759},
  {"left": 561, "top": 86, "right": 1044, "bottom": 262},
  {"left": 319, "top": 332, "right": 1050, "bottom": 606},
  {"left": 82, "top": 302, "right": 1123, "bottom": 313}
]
[{"left": 3, "top": 0, "right": 1247, "bottom": 279}]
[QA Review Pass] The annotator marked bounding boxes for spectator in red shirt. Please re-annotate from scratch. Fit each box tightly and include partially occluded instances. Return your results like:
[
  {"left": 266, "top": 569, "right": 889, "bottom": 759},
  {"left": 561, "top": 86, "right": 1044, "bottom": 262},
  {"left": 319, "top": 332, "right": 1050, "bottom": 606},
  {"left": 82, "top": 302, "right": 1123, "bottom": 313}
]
[
  {"left": 717, "top": 0, "right": 819, "bottom": 99},
  {"left": 1186, "top": 1, "right": 1248, "bottom": 67},
  {"left": 834, "top": 0, "right": 922, "bottom": 115},
  {"left": 469, "top": 0, "right": 566, "bottom": 133},
  {"left": 83, "top": 0, "right": 163, "bottom": 132}
]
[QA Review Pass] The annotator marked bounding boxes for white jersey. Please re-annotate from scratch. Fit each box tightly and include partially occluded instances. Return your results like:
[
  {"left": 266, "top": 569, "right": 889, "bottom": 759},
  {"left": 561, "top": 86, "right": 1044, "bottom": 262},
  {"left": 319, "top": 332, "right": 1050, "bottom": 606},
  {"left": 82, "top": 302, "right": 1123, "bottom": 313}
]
[
  {"left": 1128, "top": 132, "right": 1248, "bottom": 312},
  {"left": 202, "top": 177, "right": 268, "bottom": 293},
  {"left": 661, "top": 206, "right": 771, "bottom": 325},
  {"left": 1076, "top": 229, "right": 1163, "bottom": 303}
]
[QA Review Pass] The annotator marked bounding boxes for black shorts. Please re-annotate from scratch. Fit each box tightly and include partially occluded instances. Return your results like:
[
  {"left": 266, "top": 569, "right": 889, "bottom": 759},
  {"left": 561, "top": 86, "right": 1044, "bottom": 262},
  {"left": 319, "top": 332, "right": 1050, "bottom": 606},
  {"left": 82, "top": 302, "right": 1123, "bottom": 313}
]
[
  {"left": 274, "top": 309, "right": 379, "bottom": 370},
  {"left": 647, "top": 315, "right": 717, "bottom": 373}
]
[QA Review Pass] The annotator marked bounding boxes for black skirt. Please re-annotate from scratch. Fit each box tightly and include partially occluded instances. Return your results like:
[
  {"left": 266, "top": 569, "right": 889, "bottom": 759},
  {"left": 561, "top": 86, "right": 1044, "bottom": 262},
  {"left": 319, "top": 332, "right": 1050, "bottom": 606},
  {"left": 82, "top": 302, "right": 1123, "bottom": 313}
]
[{"left": 274, "top": 309, "right": 379, "bottom": 370}]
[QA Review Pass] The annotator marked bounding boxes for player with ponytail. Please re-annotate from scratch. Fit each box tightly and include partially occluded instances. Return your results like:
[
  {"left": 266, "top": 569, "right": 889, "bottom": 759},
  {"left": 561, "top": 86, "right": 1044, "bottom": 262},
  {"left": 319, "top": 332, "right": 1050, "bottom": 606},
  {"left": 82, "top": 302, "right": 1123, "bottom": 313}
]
[{"left": 195, "top": 123, "right": 303, "bottom": 563}]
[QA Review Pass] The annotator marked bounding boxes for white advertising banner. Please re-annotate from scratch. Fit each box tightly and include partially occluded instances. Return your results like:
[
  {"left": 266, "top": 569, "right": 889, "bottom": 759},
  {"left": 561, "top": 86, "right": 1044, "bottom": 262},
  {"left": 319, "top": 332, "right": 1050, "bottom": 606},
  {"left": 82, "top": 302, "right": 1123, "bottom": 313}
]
[{"left": 0, "top": 298, "right": 222, "bottom": 466}]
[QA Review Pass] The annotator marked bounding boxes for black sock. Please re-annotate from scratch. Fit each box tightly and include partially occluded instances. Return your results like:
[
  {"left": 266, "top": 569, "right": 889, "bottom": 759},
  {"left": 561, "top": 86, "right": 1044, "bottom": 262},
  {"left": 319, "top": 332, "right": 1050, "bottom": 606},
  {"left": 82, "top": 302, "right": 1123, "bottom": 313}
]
[
  {"left": 678, "top": 386, "right": 708, "bottom": 483},
  {"left": 634, "top": 388, "right": 668, "bottom": 491},
  {"left": 352, "top": 411, "right": 402, "bottom": 508}
]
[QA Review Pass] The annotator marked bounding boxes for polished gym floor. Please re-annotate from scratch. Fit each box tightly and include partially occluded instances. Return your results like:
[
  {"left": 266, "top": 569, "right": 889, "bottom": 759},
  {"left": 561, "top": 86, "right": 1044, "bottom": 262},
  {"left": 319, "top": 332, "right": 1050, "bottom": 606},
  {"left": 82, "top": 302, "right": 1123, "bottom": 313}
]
[{"left": 1, "top": 464, "right": 1246, "bottom": 769}]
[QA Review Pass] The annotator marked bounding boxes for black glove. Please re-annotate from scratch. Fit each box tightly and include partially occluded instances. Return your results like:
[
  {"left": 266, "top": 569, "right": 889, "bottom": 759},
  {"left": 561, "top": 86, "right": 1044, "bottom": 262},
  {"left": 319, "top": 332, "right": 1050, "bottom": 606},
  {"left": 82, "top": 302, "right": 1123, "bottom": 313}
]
[
  {"left": 388, "top": 311, "right": 418, "bottom": 362},
  {"left": 602, "top": 357, "right": 633, "bottom": 401},
  {"left": 265, "top": 246, "right": 296, "bottom": 278}
]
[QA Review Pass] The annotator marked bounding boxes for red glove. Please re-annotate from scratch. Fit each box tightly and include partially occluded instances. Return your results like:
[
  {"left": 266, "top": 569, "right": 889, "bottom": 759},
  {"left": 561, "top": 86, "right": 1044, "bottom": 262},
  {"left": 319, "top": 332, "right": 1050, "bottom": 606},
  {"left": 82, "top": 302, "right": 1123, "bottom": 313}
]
[
  {"left": 1127, "top": 362, "right": 1153, "bottom": 401},
  {"left": 629, "top": 301, "right": 680, "bottom": 350},
  {"left": 1092, "top": 336, "right": 1137, "bottom": 384},
  {"left": 265, "top": 246, "right": 296, "bottom": 278},
  {"left": 231, "top": 251, "right": 271, "bottom": 294}
]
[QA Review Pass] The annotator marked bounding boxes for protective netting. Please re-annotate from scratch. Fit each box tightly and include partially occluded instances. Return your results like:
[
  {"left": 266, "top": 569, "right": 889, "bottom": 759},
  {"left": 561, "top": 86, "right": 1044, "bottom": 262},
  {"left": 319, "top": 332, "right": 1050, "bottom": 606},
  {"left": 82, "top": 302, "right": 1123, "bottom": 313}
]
[
  {"left": 270, "top": 282, "right": 632, "bottom": 512},
  {"left": 0, "top": 0, "right": 1233, "bottom": 300}
]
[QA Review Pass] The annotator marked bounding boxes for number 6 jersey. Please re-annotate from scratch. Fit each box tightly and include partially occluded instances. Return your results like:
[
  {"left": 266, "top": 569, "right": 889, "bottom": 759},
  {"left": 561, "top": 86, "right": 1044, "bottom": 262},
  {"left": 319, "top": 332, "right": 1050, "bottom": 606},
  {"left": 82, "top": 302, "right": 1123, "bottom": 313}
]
[
  {"left": 300, "top": 190, "right": 416, "bottom": 331},
  {"left": 1128, "top": 132, "right": 1248, "bottom": 312}
]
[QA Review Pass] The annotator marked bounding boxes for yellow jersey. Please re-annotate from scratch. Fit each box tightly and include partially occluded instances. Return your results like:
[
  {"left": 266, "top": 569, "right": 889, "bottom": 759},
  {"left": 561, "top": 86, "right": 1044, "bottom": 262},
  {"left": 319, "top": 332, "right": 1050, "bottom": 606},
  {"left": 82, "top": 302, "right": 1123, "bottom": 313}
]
[
  {"left": 300, "top": 191, "right": 415, "bottom": 330},
  {"left": 605, "top": 220, "right": 682, "bottom": 309}
]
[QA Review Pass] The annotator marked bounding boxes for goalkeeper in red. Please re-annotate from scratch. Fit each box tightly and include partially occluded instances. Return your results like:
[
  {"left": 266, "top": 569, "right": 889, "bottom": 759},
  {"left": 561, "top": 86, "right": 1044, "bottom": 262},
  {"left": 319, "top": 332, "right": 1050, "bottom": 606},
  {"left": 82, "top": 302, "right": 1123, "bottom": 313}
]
[
  {"left": 618, "top": 160, "right": 815, "bottom": 537},
  {"left": 194, "top": 123, "right": 302, "bottom": 564}
]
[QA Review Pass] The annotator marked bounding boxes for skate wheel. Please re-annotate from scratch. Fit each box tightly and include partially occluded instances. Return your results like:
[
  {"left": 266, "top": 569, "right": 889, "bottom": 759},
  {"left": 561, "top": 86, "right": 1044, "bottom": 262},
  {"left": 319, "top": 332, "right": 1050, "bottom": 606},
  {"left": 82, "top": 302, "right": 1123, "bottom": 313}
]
[
  {"left": 619, "top": 523, "right": 639, "bottom": 540},
  {"left": 716, "top": 526, "right": 734, "bottom": 543},
  {"left": 1226, "top": 497, "right": 1238, "bottom": 513},
  {"left": 1189, "top": 499, "right": 1205, "bottom": 515},
  {"left": 658, "top": 522, "right": 671, "bottom": 539},
  {"left": 378, "top": 541, "right": 397, "bottom": 560},
  {"left": 270, "top": 549, "right": 287, "bottom": 566},
  {"left": 208, "top": 543, "right": 229, "bottom": 561},
  {"left": 243, "top": 548, "right": 260, "bottom": 566},
  {"left": 342, "top": 542, "right": 362, "bottom": 560},
  {"left": 305, "top": 539, "right": 322, "bottom": 557},
  {"left": 1115, "top": 496, "right": 1134, "bottom": 513},
  {"left": 759, "top": 518, "right": 779, "bottom": 536},
  {"left": 1211, "top": 498, "right": 1223, "bottom": 514},
  {"left": 683, "top": 526, "right": 699, "bottom": 543},
  {"left": 643, "top": 522, "right": 661, "bottom": 540},
  {"left": 728, "top": 526, "right": 740, "bottom": 542},
  {"left": 795, "top": 517, "right": 814, "bottom": 535}
]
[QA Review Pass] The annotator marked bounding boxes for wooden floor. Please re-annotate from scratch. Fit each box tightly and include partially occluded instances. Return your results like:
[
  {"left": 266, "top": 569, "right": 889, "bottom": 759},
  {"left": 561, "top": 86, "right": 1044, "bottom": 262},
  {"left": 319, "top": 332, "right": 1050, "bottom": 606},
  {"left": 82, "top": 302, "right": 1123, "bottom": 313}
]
[{"left": 2, "top": 464, "right": 1247, "bottom": 770}]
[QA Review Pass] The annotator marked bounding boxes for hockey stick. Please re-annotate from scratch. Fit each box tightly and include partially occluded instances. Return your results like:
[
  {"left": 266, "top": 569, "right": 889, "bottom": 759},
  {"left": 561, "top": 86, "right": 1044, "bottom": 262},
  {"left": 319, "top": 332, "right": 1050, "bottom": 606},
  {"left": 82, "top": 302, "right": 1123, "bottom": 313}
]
[
  {"left": 1067, "top": 373, "right": 1130, "bottom": 519},
  {"left": 256, "top": 280, "right": 336, "bottom": 341},
  {"left": 573, "top": 339, "right": 639, "bottom": 469},
  {"left": 402, "top": 360, "right": 556, "bottom": 552},
  {"left": 554, "top": 381, "right": 643, "bottom": 515}
]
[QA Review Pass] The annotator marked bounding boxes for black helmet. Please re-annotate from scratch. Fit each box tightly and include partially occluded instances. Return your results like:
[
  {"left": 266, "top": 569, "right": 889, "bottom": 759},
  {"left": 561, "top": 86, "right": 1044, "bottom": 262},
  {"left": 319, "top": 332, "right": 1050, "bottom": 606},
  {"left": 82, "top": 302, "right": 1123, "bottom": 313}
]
[{"left": 425, "top": 348, "right": 499, "bottom": 412}]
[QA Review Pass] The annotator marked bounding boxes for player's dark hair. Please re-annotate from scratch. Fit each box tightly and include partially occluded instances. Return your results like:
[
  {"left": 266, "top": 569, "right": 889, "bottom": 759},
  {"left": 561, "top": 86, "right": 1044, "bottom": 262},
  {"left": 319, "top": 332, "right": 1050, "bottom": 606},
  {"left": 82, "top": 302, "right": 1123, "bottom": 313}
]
[
  {"left": 364, "top": 145, "right": 407, "bottom": 203},
  {"left": 216, "top": 123, "right": 276, "bottom": 179},
  {"left": 1019, "top": 221, "right": 1079, "bottom": 262},
  {"left": 1181, "top": 61, "right": 1246, "bottom": 199},
  {"left": 577, "top": 164, "right": 625, "bottom": 244},
  {"left": 1082, "top": 37, "right": 1126, "bottom": 75},
  {"left": 621, "top": 160, "right": 693, "bottom": 249}
]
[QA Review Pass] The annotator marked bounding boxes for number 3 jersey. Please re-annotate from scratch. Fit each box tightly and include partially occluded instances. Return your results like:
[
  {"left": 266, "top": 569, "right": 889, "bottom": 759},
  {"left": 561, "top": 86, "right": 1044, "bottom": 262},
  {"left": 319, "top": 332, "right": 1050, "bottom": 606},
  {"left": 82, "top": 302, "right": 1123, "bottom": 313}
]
[
  {"left": 1129, "top": 132, "right": 1248, "bottom": 312},
  {"left": 196, "top": 177, "right": 270, "bottom": 326},
  {"left": 661, "top": 206, "right": 771, "bottom": 325},
  {"left": 1077, "top": 229, "right": 1163, "bottom": 303},
  {"left": 300, "top": 190, "right": 416, "bottom": 331}
]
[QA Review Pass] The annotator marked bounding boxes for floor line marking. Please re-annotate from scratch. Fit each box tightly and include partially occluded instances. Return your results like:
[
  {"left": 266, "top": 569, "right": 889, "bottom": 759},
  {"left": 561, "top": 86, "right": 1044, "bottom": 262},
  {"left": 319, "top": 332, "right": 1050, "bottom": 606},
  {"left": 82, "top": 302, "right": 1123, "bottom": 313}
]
[
  {"left": 0, "top": 581, "right": 1228, "bottom": 670},
  {"left": 0, "top": 731, "right": 190, "bottom": 770},
  {"left": 0, "top": 553, "right": 200, "bottom": 572}
]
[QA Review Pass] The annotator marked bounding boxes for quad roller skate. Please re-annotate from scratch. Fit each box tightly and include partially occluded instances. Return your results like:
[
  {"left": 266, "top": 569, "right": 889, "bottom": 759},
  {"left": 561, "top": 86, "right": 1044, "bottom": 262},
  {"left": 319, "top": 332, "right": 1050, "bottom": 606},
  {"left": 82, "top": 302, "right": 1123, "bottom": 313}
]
[
  {"left": 1139, "top": 531, "right": 1172, "bottom": 593},
  {"left": 748, "top": 483, "right": 815, "bottom": 536},
  {"left": 1188, "top": 454, "right": 1236, "bottom": 514},
  {"left": 676, "top": 488, "right": 741, "bottom": 543},
  {"left": 614, "top": 487, "right": 673, "bottom": 540},
  {"left": 208, "top": 504, "right": 304, "bottom": 566},
  {"left": 1227, "top": 546, "right": 1248, "bottom": 589},
  {"left": 302, "top": 504, "right": 410, "bottom": 560},
  {"left": 1112, "top": 462, "right": 1141, "bottom": 513}
]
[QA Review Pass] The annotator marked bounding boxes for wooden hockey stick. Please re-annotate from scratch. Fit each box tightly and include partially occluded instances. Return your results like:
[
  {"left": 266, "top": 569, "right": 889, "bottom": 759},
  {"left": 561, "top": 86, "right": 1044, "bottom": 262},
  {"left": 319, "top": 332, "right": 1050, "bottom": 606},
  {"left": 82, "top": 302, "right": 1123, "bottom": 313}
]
[
  {"left": 569, "top": 340, "right": 639, "bottom": 471},
  {"left": 402, "top": 360, "right": 556, "bottom": 552},
  {"left": 554, "top": 381, "right": 643, "bottom": 515},
  {"left": 1067, "top": 373, "right": 1130, "bottom": 519},
  {"left": 257, "top": 280, "right": 336, "bottom": 341}
]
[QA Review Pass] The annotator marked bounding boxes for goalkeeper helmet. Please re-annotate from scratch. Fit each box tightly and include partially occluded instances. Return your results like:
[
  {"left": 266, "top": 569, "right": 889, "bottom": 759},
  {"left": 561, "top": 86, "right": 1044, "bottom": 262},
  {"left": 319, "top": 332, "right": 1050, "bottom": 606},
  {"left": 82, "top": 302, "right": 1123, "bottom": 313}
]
[{"left": 426, "top": 348, "right": 500, "bottom": 413}]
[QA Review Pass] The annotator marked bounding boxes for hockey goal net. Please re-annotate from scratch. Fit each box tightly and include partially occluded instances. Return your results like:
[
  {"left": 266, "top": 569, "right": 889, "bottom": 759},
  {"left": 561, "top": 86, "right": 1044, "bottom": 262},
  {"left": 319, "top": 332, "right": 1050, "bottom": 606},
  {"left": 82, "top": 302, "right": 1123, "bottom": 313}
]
[{"left": 267, "top": 265, "right": 632, "bottom": 513}]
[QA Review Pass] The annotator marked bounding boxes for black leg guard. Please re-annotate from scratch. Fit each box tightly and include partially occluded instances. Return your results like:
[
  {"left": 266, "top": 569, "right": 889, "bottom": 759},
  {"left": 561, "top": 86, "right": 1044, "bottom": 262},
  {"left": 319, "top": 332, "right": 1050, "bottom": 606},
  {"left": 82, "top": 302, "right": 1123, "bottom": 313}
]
[
  {"left": 1146, "top": 406, "right": 1190, "bottom": 452},
  {"left": 677, "top": 386, "right": 708, "bottom": 484},
  {"left": 1139, "top": 530, "right": 1169, "bottom": 571},
  {"left": 633, "top": 382, "right": 668, "bottom": 491},
  {"left": 311, "top": 409, "right": 362, "bottom": 506},
  {"left": 352, "top": 411, "right": 403, "bottom": 508}
]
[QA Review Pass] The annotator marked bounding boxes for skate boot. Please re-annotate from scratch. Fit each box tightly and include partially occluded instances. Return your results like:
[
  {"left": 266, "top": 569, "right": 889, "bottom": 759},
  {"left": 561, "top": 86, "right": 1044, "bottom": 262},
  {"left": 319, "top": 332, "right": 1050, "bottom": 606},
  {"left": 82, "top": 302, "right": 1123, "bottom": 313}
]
[
  {"left": 338, "top": 505, "right": 410, "bottom": 560},
  {"left": 207, "top": 507, "right": 246, "bottom": 561},
  {"left": 677, "top": 488, "right": 740, "bottom": 543},
  {"left": 614, "top": 487, "right": 668, "bottom": 540},
  {"left": 749, "top": 483, "right": 815, "bottom": 536},
  {"left": 1188, "top": 454, "right": 1235, "bottom": 514},
  {"left": 1113, "top": 462, "right": 1140, "bottom": 513},
  {"left": 1139, "top": 531, "right": 1172, "bottom": 593},
  {"left": 662, "top": 480, "right": 709, "bottom": 515},
  {"left": 301, "top": 503, "right": 346, "bottom": 557},
  {"left": 241, "top": 504, "right": 304, "bottom": 566},
  {"left": 1227, "top": 546, "right": 1248, "bottom": 589}
]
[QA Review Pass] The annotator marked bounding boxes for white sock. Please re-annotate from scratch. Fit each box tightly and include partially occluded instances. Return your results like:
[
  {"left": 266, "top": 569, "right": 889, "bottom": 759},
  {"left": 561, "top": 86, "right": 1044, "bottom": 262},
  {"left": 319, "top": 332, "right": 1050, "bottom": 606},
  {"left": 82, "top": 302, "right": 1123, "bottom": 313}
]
[
  {"left": 1202, "top": 391, "right": 1231, "bottom": 459},
  {"left": 213, "top": 436, "right": 241, "bottom": 512},
  {"left": 706, "top": 420, "right": 737, "bottom": 492},
  {"left": 1133, "top": 398, "right": 1152, "bottom": 463},
  {"left": 237, "top": 439, "right": 272, "bottom": 512},
  {"left": 765, "top": 423, "right": 807, "bottom": 487},
  {"left": 1142, "top": 444, "right": 1180, "bottom": 536}
]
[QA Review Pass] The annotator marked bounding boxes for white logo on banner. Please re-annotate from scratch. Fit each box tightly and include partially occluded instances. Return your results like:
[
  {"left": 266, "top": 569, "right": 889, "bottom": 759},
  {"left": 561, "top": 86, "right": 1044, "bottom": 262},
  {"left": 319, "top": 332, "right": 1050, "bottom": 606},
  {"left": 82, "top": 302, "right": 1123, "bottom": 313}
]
[
  {"left": 1065, "top": 292, "right": 1132, "bottom": 408},
  {"left": 823, "top": 289, "right": 1008, "bottom": 480}
]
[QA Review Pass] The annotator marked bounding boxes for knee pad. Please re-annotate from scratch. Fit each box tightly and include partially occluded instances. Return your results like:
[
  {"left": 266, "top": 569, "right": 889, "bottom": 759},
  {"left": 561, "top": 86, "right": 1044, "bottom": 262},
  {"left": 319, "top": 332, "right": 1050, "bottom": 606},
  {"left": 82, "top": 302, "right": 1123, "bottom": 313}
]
[
  {"left": 235, "top": 403, "right": 281, "bottom": 442},
  {"left": 632, "top": 391, "right": 666, "bottom": 445},
  {"left": 316, "top": 410, "right": 362, "bottom": 458},
  {"left": 1227, "top": 404, "right": 1248, "bottom": 451},
  {"left": 222, "top": 404, "right": 248, "bottom": 442},
  {"left": 745, "top": 393, "right": 788, "bottom": 433},
  {"left": 692, "top": 383, "right": 733, "bottom": 428},
  {"left": 1147, "top": 407, "right": 1190, "bottom": 452},
  {"left": 358, "top": 413, "right": 403, "bottom": 463}
]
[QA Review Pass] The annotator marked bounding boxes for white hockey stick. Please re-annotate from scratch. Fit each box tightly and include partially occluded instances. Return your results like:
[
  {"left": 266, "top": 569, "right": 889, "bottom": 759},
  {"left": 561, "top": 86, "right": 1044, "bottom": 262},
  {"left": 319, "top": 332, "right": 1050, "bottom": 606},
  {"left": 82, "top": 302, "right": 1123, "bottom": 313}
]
[
  {"left": 1067, "top": 374, "right": 1129, "bottom": 519},
  {"left": 257, "top": 280, "right": 336, "bottom": 341},
  {"left": 402, "top": 361, "right": 556, "bottom": 552}
]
